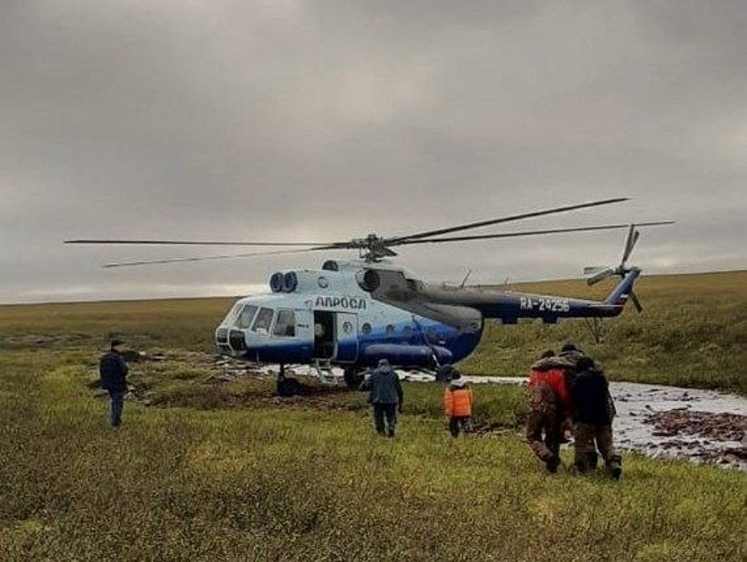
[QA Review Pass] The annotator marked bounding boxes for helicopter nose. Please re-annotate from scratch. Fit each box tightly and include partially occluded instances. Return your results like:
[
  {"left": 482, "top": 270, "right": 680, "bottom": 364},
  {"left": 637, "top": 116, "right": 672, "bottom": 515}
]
[{"left": 214, "top": 326, "right": 247, "bottom": 353}]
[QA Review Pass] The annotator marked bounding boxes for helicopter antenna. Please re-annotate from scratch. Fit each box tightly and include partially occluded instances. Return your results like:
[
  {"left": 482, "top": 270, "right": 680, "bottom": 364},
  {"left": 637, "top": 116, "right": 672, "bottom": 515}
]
[{"left": 459, "top": 270, "right": 472, "bottom": 288}]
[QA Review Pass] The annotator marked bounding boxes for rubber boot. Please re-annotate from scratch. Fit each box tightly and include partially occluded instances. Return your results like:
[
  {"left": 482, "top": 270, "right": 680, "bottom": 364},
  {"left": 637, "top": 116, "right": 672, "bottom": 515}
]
[
  {"left": 608, "top": 458, "right": 622, "bottom": 480},
  {"left": 586, "top": 451, "right": 599, "bottom": 470},
  {"left": 544, "top": 454, "right": 561, "bottom": 474}
]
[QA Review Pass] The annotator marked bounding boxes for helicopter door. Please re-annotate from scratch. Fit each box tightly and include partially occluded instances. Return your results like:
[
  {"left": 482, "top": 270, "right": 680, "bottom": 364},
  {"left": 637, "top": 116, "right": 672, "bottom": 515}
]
[
  {"left": 334, "top": 312, "right": 358, "bottom": 362},
  {"left": 313, "top": 311, "right": 335, "bottom": 359}
]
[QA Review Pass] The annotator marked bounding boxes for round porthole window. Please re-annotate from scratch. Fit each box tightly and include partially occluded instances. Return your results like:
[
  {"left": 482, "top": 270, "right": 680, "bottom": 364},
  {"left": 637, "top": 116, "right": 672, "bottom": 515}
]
[
  {"left": 342, "top": 321, "right": 353, "bottom": 334},
  {"left": 361, "top": 323, "right": 372, "bottom": 335}
]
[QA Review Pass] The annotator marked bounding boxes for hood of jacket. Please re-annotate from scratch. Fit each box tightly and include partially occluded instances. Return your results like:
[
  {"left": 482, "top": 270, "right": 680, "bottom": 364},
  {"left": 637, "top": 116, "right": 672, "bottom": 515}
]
[{"left": 449, "top": 377, "right": 468, "bottom": 389}]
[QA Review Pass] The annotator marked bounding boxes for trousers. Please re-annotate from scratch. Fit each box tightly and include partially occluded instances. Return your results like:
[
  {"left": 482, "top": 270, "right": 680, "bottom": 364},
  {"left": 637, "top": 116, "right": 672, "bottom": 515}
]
[
  {"left": 449, "top": 416, "right": 472, "bottom": 437},
  {"left": 573, "top": 422, "right": 621, "bottom": 471},
  {"left": 525, "top": 383, "right": 562, "bottom": 461},
  {"left": 373, "top": 403, "right": 397, "bottom": 436},
  {"left": 108, "top": 389, "right": 126, "bottom": 427}
]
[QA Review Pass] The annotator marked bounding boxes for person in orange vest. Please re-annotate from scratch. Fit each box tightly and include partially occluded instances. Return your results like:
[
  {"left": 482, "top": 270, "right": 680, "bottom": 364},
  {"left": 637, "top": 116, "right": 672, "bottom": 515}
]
[
  {"left": 443, "top": 369, "right": 474, "bottom": 437},
  {"left": 525, "top": 350, "right": 574, "bottom": 472}
]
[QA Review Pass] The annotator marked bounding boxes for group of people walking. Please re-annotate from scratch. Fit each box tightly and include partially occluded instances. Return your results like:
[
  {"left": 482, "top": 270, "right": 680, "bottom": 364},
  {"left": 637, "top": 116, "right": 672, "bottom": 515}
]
[
  {"left": 365, "top": 359, "right": 475, "bottom": 439},
  {"left": 365, "top": 343, "right": 620, "bottom": 479},
  {"left": 101, "top": 338, "right": 619, "bottom": 478}
]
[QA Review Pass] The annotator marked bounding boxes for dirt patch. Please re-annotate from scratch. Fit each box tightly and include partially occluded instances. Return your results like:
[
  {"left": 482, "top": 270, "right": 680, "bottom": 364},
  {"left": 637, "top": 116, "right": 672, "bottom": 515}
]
[
  {"left": 220, "top": 385, "right": 363, "bottom": 412},
  {"left": 645, "top": 409, "right": 747, "bottom": 441}
]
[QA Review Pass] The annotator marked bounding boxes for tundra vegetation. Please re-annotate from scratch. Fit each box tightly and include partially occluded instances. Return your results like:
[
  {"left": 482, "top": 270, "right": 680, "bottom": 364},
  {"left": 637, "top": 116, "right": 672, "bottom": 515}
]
[{"left": 0, "top": 271, "right": 745, "bottom": 561}]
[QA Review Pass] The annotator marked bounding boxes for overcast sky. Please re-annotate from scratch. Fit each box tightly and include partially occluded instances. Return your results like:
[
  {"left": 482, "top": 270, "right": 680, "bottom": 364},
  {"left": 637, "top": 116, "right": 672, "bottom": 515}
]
[{"left": 2, "top": 1, "right": 745, "bottom": 304}]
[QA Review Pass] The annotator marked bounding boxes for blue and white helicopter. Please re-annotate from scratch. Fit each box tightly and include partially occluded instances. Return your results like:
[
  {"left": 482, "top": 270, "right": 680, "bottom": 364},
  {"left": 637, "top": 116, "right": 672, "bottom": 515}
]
[{"left": 67, "top": 198, "right": 672, "bottom": 388}]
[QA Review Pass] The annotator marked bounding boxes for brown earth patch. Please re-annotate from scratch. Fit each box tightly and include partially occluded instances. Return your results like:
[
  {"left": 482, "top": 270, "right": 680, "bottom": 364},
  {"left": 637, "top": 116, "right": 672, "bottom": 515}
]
[
  {"left": 643, "top": 409, "right": 747, "bottom": 467},
  {"left": 218, "top": 383, "right": 364, "bottom": 412},
  {"left": 645, "top": 409, "right": 747, "bottom": 442}
]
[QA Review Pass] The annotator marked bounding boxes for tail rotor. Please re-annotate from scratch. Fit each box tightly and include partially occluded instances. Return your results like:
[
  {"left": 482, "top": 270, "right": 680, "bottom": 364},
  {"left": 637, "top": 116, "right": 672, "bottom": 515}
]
[{"left": 585, "top": 224, "right": 643, "bottom": 312}]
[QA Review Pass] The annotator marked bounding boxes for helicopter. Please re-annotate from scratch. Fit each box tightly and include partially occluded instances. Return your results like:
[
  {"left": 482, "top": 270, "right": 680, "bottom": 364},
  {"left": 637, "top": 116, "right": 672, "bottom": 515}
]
[{"left": 66, "top": 198, "right": 672, "bottom": 388}]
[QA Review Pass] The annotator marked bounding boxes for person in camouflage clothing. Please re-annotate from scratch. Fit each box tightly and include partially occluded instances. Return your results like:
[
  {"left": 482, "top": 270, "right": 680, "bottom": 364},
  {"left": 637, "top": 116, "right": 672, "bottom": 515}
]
[{"left": 525, "top": 350, "right": 574, "bottom": 473}]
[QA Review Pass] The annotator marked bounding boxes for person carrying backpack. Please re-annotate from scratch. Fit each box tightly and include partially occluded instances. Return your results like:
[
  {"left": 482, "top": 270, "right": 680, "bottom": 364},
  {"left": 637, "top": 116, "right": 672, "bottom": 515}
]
[{"left": 570, "top": 356, "right": 622, "bottom": 480}]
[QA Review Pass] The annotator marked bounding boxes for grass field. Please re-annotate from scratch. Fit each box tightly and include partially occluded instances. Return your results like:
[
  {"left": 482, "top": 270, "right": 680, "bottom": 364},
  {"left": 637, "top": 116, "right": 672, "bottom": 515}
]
[{"left": 0, "top": 271, "right": 745, "bottom": 560}]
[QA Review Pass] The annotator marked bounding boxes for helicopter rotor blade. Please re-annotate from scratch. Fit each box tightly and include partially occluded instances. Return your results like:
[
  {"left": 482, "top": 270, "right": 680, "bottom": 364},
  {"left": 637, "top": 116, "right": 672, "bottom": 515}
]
[
  {"left": 586, "top": 267, "right": 615, "bottom": 286},
  {"left": 92, "top": 221, "right": 673, "bottom": 267},
  {"left": 102, "top": 246, "right": 340, "bottom": 268},
  {"left": 65, "top": 239, "right": 337, "bottom": 247},
  {"left": 384, "top": 197, "right": 629, "bottom": 245},
  {"left": 584, "top": 266, "right": 607, "bottom": 275},
  {"left": 393, "top": 221, "right": 673, "bottom": 246},
  {"left": 621, "top": 226, "right": 640, "bottom": 265}
]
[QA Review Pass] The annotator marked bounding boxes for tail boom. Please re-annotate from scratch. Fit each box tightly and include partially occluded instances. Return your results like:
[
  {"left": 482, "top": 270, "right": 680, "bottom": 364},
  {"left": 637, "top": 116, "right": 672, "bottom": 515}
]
[{"left": 421, "top": 269, "right": 641, "bottom": 324}]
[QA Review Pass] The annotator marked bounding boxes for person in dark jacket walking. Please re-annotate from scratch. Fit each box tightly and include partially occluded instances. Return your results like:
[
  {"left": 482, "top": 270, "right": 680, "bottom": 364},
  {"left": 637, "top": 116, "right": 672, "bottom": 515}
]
[
  {"left": 569, "top": 356, "right": 622, "bottom": 479},
  {"left": 368, "top": 359, "right": 404, "bottom": 437},
  {"left": 99, "top": 339, "right": 129, "bottom": 427}
]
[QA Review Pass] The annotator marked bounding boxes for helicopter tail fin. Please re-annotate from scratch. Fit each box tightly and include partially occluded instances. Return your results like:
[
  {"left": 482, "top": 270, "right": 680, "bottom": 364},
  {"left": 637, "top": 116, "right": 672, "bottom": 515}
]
[{"left": 601, "top": 268, "right": 642, "bottom": 312}]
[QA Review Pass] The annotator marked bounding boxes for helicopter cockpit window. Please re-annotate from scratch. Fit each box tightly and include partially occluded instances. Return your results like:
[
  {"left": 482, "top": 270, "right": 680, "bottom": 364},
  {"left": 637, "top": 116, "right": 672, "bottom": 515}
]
[
  {"left": 235, "top": 305, "right": 258, "bottom": 329},
  {"left": 273, "top": 309, "right": 296, "bottom": 337},
  {"left": 252, "top": 307, "right": 275, "bottom": 334}
]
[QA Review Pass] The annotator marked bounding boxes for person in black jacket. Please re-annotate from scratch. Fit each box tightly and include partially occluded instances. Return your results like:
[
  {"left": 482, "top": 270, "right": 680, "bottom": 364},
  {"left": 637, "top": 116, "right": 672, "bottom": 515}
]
[
  {"left": 99, "top": 339, "right": 129, "bottom": 427},
  {"left": 569, "top": 356, "right": 622, "bottom": 479}
]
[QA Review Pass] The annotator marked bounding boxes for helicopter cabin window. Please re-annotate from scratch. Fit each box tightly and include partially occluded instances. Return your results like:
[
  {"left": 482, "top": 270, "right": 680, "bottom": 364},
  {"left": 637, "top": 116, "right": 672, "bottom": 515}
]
[
  {"left": 226, "top": 303, "right": 243, "bottom": 324},
  {"left": 252, "top": 307, "right": 275, "bottom": 334},
  {"left": 273, "top": 309, "right": 296, "bottom": 337},
  {"left": 235, "top": 305, "right": 258, "bottom": 329}
]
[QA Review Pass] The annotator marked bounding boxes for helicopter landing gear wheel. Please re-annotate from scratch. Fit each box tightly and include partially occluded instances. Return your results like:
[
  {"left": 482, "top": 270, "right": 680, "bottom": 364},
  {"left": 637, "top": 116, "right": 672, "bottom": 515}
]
[{"left": 343, "top": 367, "right": 364, "bottom": 390}]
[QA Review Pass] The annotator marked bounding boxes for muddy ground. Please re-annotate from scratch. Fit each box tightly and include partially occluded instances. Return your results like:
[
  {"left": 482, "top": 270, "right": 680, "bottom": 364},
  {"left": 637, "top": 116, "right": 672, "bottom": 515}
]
[{"left": 612, "top": 383, "right": 747, "bottom": 470}]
